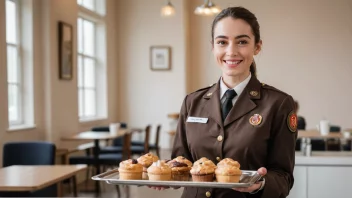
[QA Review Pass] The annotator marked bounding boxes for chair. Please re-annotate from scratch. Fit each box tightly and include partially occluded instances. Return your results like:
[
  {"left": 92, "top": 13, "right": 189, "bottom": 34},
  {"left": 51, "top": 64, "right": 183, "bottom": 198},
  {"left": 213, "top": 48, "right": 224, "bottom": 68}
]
[
  {"left": 149, "top": 125, "right": 161, "bottom": 157},
  {"left": 96, "top": 123, "right": 127, "bottom": 154},
  {"left": 327, "top": 125, "right": 341, "bottom": 151},
  {"left": 132, "top": 125, "right": 161, "bottom": 157},
  {"left": 130, "top": 125, "right": 151, "bottom": 155},
  {"left": 1, "top": 141, "right": 57, "bottom": 197}
]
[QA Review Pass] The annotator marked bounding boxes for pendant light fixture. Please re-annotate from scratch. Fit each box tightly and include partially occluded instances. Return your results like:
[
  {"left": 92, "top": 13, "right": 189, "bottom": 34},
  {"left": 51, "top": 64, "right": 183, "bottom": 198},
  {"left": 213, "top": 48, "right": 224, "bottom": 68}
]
[
  {"left": 194, "top": 0, "right": 221, "bottom": 16},
  {"left": 161, "top": 0, "right": 175, "bottom": 17}
]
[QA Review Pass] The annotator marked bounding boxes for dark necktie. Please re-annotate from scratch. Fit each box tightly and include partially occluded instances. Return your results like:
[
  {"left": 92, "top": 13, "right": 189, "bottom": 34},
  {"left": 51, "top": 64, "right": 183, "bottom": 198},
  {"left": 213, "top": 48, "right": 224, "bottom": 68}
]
[{"left": 222, "top": 89, "right": 237, "bottom": 121}]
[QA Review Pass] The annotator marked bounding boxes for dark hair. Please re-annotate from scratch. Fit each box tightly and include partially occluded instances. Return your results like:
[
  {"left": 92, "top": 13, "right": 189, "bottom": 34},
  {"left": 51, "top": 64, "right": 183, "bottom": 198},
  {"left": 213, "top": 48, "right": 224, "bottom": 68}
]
[{"left": 211, "top": 7, "right": 260, "bottom": 76}]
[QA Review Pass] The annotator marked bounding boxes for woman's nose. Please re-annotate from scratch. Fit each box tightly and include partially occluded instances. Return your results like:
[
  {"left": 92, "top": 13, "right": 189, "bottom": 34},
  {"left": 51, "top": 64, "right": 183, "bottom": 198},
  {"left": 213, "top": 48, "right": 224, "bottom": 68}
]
[{"left": 226, "top": 43, "right": 238, "bottom": 56}]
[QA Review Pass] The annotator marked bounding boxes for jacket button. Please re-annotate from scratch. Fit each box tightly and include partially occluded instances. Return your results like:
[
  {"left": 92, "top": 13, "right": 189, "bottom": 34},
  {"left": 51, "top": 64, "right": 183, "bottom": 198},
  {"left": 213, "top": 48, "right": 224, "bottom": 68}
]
[
  {"left": 216, "top": 157, "right": 221, "bottom": 161},
  {"left": 217, "top": 135, "right": 223, "bottom": 142},
  {"left": 206, "top": 191, "right": 211, "bottom": 197}
]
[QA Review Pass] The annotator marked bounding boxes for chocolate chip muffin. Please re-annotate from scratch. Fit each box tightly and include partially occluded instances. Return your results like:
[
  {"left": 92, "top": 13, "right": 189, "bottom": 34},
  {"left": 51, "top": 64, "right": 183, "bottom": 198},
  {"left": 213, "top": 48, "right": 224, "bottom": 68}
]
[
  {"left": 118, "top": 159, "right": 143, "bottom": 180},
  {"left": 190, "top": 157, "right": 216, "bottom": 182},
  {"left": 167, "top": 156, "right": 193, "bottom": 181}
]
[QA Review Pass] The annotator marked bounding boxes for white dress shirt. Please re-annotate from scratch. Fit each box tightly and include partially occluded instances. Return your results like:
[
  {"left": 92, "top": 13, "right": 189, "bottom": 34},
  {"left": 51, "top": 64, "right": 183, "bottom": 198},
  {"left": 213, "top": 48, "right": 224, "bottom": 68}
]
[{"left": 220, "top": 73, "right": 252, "bottom": 106}]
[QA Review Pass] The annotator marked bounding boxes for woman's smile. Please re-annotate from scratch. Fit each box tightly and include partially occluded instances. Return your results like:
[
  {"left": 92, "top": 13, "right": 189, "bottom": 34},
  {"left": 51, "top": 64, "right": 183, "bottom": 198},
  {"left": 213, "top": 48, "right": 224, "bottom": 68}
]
[{"left": 223, "top": 59, "right": 243, "bottom": 68}]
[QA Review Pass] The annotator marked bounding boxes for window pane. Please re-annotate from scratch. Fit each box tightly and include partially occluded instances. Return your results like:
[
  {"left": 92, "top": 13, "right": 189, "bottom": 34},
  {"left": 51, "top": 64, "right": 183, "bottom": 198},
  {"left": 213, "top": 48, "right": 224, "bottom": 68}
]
[
  {"left": 77, "top": 0, "right": 83, "bottom": 5},
  {"left": 82, "top": 0, "right": 95, "bottom": 11},
  {"left": 6, "top": 0, "right": 17, "bottom": 44},
  {"left": 78, "top": 55, "right": 83, "bottom": 87},
  {"left": 78, "top": 88, "right": 84, "bottom": 117},
  {"left": 84, "top": 89, "right": 96, "bottom": 117},
  {"left": 83, "top": 57, "right": 95, "bottom": 88},
  {"left": 7, "top": 45, "right": 18, "bottom": 83},
  {"left": 8, "top": 84, "right": 20, "bottom": 122},
  {"left": 78, "top": 18, "right": 83, "bottom": 53},
  {"left": 83, "top": 20, "right": 95, "bottom": 56}
]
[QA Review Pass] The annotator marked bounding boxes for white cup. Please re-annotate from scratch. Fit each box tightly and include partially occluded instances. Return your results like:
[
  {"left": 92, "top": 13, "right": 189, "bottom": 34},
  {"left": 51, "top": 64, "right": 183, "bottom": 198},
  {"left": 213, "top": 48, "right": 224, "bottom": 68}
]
[
  {"left": 343, "top": 131, "right": 351, "bottom": 138},
  {"left": 317, "top": 120, "right": 330, "bottom": 136},
  {"left": 109, "top": 123, "right": 120, "bottom": 135}
]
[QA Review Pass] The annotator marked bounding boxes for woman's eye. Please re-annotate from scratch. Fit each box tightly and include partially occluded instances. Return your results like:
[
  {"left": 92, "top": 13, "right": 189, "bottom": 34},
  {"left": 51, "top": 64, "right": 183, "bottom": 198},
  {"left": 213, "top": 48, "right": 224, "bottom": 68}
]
[
  {"left": 217, "top": 41, "right": 227, "bottom": 45},
  {"left": 238, "top": 40, "right": 248, "bottom": 45}
]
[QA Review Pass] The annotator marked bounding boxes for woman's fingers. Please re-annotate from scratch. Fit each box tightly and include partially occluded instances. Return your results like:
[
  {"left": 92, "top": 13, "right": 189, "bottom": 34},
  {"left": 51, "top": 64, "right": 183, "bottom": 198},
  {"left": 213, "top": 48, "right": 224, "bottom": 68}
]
[
  {"left": 257, "top": 167, "right": 267, "bottom": 176},
  {"left": 233, "top": 182, "right": 261, "bottom": 192},
  {"left": 147, "top": 186, "right": 170, "bottom": 190}
]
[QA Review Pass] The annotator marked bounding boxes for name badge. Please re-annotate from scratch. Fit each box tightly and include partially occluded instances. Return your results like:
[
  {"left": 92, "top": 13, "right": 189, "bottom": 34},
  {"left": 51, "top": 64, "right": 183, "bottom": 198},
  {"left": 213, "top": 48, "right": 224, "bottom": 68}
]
[{"left": 187, "top": 116, "right": 208, "bottom": 123}]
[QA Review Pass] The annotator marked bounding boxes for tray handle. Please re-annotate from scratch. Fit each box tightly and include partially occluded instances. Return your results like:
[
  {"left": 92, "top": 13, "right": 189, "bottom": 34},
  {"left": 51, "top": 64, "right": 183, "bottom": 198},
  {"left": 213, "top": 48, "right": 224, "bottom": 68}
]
[
  {"left": 240, "top": 171, "right": 263, "bottom": 184},
  {"left": 92, "top": 168, "right": 119, "bottom": 180}
]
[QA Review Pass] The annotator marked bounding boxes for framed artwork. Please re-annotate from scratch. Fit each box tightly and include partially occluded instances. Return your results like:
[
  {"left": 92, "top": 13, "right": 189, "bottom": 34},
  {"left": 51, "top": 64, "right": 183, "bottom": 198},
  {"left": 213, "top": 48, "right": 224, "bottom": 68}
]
[
  {"left": 150, "top": 46, "right": 171, "bottom": 71},
  {"left": 58, "top": 21, "right": 73, "bottom": 80}
]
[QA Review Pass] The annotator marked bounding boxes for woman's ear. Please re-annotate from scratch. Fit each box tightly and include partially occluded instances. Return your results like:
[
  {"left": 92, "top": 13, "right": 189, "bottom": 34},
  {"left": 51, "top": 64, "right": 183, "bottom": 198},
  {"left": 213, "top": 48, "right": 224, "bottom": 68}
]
[{"left": 254, "top": 40, "right": 262, "bottom": 55}]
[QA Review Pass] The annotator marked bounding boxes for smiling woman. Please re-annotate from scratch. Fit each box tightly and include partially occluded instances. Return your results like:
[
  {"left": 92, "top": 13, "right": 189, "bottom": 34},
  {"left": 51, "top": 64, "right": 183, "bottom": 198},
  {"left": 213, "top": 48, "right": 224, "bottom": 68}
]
[{"left": 169, "top": 6, "right": 298, "bottom": 198}]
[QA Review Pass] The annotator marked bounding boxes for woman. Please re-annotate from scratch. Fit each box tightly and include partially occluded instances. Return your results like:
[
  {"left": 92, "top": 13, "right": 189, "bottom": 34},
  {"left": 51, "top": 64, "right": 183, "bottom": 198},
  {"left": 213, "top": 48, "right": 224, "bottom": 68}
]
[{"left": 171, "top": 7, "right": 297, "bottom": 198}]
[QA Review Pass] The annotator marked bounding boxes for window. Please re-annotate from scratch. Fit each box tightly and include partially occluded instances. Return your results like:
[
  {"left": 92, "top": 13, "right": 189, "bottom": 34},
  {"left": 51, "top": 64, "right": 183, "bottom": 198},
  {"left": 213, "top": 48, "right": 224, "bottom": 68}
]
[
  {"left": 78, "top": 18, "right": 97, "bottom": 118},
  {"left": 5, "top": 0, "right": 35, "bottom": 129},
  {"left": 77, "top": 0, "right": 107, "bottom": 121},
  {"left": 6, "top": 0, "right": 22, "bottom": 125},
  {"left": 77, "top": 0, "right": 96, "bottom": 12}
]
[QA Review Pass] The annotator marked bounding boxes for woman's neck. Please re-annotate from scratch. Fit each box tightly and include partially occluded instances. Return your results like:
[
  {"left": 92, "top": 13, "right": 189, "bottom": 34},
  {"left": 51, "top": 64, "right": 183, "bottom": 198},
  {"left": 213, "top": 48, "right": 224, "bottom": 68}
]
[{"left": 222, "top": 71, "right": 251, "bottom": 88}]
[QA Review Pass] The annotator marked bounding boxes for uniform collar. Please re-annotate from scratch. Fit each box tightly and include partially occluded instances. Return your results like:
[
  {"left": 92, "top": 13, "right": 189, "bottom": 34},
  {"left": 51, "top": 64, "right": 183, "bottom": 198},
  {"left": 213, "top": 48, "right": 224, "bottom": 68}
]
[
  {"left": 219, "top": 73, "right": 252, "bottom": 100},
  {"left": 203, "top": 74, "right": 262, "bottom": 127},
  {"left": 204, "top": 74, "right": 262, "bottom": 100}
]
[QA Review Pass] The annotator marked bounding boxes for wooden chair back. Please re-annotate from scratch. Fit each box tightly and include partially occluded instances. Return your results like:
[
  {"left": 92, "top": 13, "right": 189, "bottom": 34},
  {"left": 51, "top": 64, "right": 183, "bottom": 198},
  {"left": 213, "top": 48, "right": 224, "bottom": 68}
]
[
  {"left": 155, "top": 125, "right": 161, "bottom": 148},
  {"left": 144, "top": 125, "right": 151, "bottom": 153}
]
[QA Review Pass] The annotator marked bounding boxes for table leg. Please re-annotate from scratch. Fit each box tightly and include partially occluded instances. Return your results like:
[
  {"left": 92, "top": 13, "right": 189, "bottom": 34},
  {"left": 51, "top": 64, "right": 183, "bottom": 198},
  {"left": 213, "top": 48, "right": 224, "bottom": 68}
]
[{"left": 93, "top": 139, "right": 100, "bottom": 196}]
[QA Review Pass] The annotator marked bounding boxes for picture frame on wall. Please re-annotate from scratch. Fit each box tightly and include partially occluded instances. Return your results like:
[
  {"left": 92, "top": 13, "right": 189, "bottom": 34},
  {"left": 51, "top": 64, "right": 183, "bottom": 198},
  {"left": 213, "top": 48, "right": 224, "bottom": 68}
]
[
  {"left": 150, "top": 46, "right": 171, "bottom": 71},
  {"left": 58, "top": 21, "right": 73, "bottom": 80}
]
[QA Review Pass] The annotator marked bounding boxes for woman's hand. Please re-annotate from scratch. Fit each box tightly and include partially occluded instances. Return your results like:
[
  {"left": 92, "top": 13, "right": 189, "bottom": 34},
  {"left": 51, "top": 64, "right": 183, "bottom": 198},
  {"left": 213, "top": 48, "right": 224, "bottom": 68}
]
[
  {"left": 147, "top": 186, "right": 180, "bottom": 190},
  {"left": 148, "top": 186, "right": 169, "bottom": 190},
  {"left": 233, "top": 167, "right": 267, "bottom": 193}
]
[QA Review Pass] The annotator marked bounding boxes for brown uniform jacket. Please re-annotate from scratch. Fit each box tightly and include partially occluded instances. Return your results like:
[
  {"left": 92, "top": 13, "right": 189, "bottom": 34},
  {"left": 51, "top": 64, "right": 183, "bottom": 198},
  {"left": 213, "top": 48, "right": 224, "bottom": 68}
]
[{"left": 172, "top": 75, "right": 297, "bottom": 198}]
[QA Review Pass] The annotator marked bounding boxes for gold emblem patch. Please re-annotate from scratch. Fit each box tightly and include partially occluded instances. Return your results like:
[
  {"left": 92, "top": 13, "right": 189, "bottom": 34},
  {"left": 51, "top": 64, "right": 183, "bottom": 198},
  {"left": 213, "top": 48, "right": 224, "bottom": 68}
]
[
  {"left": 287, "top": 111, "right": 298, "bottom": 132},
  {"left": 250, "top": 91, "right": 258, "bottom": 96},
  {"left": 249, "top": 114, "right": 262, "bottom": 126}
]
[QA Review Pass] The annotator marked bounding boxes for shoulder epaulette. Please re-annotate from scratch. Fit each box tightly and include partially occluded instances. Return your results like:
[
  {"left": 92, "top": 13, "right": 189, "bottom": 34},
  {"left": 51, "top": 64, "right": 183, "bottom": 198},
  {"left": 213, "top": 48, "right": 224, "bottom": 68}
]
[
  {"left": 193, "top": 83, "right": 216, "bottom": 93},
  {"left": 261, "top": 83, "right": 288, "bottom": 96}
]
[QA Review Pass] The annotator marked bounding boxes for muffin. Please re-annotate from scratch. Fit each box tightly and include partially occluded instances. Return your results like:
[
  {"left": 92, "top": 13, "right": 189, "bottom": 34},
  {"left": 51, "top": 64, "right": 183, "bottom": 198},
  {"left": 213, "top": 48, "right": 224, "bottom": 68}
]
[
  {"left": 118, "top": 159, "right": 143, "bottom": 180},
  {"left": 190, "top": 157, "right": 216, "bottom": 182},
  {"left": 167, "top": 156, "right": 193, "bottom": 181},
  {"left": 137, "top": 153, "right": 159, "bottom": 179},
  {"left": 215, "top": 158, "right": 242, "bottom": 183},
  {"left": 147, "top": 160, "right": 172, "bottom": 181}
]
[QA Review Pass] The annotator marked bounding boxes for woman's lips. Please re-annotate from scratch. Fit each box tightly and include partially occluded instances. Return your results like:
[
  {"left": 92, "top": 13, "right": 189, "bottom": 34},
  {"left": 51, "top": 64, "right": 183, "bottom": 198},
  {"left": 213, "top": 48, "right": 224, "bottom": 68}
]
[{"left": 223, "top": 60, "right": 242, "bottom": 67}]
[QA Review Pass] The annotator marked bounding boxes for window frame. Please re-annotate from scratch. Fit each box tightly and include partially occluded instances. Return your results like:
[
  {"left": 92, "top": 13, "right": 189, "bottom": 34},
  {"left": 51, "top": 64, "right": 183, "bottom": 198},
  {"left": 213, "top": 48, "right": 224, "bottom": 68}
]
[
  {"left": 77, "top": 0, "right": 107, "bottom": 122},
  {"left": 6, "top": 0, "right": 24, "bottom": 126},
  {"left": 77, "top": 18, "right": 98, "bottom": 119}
]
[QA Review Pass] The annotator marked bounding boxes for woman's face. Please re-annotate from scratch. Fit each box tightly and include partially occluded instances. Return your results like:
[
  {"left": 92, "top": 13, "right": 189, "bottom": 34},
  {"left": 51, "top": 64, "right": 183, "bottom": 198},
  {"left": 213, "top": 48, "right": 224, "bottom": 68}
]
[{"left": 212, "top": 17, "right": 262, "bottom": 81}]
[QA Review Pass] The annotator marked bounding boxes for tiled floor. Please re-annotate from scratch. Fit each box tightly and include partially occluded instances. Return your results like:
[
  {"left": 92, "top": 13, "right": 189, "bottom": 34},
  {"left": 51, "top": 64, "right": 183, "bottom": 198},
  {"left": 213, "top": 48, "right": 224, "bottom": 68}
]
[{"left": 68, "top": 149, "right": 183, "bottom": 198}]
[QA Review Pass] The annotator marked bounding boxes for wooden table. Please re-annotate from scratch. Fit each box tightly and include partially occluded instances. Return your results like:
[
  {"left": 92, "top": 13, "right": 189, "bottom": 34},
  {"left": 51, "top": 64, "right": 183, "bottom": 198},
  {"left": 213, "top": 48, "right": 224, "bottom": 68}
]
[
  {"left": 298, "top": 130, "right": 352, "bottom": 151},
  {"left": 298, "top": 130, "right": 344, "bottom": 139},
  {"left": 0, "top": 165, "right": 87, "bottom": 196},
  {"left": 298, "top": 130, "right": 352, "bottom": 139}
]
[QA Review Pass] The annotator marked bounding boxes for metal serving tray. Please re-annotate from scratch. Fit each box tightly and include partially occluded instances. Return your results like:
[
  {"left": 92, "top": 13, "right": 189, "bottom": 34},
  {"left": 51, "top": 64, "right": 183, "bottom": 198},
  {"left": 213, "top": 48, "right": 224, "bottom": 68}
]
[{"left": 92, "top": 169, "right": 262, "bottom": 188}]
